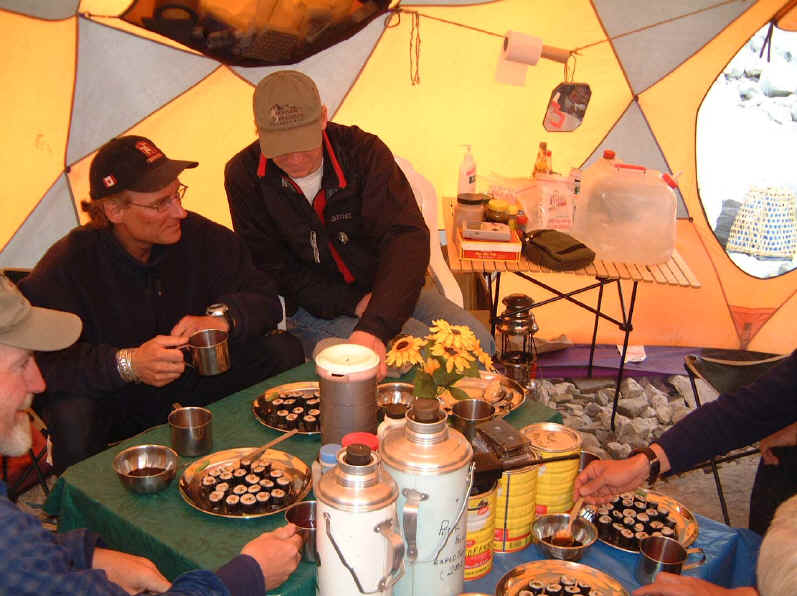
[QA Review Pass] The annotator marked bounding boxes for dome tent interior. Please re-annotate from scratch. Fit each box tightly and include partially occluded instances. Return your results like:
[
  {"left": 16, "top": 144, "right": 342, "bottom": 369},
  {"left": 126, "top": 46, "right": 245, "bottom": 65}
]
[{"left": 1, "top": 0, "right": 795, "bottom": 355}]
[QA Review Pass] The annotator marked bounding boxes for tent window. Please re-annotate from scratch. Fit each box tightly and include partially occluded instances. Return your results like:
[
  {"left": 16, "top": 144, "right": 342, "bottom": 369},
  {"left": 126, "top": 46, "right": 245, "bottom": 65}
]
[
  {"left": 122, "top": 0, "right": 390, "bottom": 67},
  {"left": 696, "top": 23, "right": 797, "bottom": 279}
]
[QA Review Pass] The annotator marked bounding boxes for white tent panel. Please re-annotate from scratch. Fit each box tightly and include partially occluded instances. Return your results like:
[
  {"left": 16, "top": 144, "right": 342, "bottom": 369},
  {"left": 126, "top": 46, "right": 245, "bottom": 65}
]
[
  {"left": 0, "top": 175, "right": 78, "bottom": 268},
  {"left": 231, "top": 17, "right": 387, "bottom": 117},
  {"left": 0, "top": 0, "right": 77, "bottom": 20},
  {"left": 67, "top": 16, "right": 218, "bottom": 164},
  {"left": 594, "top": 0, "right": 749, "bottom": 93}
]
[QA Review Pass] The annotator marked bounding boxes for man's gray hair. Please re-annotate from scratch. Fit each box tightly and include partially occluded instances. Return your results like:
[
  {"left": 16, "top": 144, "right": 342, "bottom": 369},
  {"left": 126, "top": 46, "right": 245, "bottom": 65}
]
[{"left": 757, "top": 494, "right": 797, "bottom": 596}]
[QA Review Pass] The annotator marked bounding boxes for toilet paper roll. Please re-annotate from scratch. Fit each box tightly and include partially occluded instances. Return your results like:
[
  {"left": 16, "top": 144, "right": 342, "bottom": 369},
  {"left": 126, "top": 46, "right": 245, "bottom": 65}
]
[{"left": 502, "top": 31, "right": 543, "bottom": 66}]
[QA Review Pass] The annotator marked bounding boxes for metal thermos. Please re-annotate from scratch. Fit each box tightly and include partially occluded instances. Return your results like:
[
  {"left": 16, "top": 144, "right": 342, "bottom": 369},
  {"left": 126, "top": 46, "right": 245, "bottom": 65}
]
[
  {"left": 316, "top": 344, "right": 380, "bottom": 444},
  {"left": 316, "top": 444, "right": 405, "bottom": 595},
  {"left": 380, "top": 399, "right": 474, "bottom": 596}
]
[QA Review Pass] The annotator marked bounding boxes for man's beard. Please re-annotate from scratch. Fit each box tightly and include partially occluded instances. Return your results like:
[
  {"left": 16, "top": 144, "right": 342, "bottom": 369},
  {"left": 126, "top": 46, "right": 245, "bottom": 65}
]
[{"left": 0, "top": 412, "right": 32, "bottom": 457}]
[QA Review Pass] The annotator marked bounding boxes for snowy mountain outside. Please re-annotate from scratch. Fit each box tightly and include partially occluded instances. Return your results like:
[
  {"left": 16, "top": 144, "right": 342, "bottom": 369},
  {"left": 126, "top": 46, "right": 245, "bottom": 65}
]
[{"left": 697, "top": 24, "right": 797, "bottom": 279}]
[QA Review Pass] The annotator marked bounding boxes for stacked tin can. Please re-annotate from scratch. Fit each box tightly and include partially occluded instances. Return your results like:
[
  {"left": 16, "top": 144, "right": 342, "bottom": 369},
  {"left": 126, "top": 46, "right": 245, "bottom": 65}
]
[
  {"left": 464, "top": 480, "right": 497, "bottom": 580},
  {"left": 521, "top": 422, "right": 582, "bottom": 515},
  {"left": 492, "top": 456, "right": 539, "bottom": 553}
]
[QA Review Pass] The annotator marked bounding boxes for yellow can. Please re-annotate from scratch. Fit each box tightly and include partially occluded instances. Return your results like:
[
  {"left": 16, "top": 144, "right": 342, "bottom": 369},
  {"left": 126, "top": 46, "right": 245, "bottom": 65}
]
[
  {"left": 521, "top": 423, "right": 582, "bottom": 516},
  {"left": 465, "top": 482, "right": 497, "bottom": 581},
  {"left": 492, "top": 460, "right": 538, "bottom": 553}
]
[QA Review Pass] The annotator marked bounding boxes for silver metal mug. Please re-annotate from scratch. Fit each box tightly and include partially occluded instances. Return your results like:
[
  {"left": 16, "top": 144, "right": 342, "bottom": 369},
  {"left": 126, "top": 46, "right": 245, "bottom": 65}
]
[
  {"left": 635, "top": 535, "right": 706, "bottom": 585},
  {"left": 185, "top": 329, "right": 230, "bottom": 376},
  {"left": 450, "top": 399, "right": 495, "bottom": 442},
  {"left": 285, "top": 500, "right": 318, "bottom": 563},
  {"left": 168, "top": 406, "right": 213, "bottom": 457}
]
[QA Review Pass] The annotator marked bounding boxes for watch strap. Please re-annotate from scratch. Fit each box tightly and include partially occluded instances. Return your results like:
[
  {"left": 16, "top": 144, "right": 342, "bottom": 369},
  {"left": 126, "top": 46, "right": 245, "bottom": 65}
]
[{"left": 630, "top": 446, "right": 660, "bottom": 486}]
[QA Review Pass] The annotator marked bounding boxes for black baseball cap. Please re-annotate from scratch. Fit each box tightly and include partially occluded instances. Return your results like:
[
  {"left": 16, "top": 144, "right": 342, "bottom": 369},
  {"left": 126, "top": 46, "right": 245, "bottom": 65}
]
[{"left": 89, "top": 136, "right": 198, "bottom": 200}]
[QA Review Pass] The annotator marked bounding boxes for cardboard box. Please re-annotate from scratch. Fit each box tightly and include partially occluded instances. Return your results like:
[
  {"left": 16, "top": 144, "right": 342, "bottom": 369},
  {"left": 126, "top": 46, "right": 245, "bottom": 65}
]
[{"left": 458, "top": 228, "right": 522, "bottom": 261}]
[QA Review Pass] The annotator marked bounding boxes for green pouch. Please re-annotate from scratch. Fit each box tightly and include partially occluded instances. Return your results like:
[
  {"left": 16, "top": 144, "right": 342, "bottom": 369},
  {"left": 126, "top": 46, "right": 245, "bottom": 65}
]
[{"left": 522, "top": 229, "right": 595, "bottom": 270}]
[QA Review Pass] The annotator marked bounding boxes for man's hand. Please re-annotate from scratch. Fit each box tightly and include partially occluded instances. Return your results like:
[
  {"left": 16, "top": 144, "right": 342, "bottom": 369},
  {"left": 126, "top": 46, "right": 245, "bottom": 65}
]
[
  {"left": 633, "top": 572, "right": 758, "bottom": 596},
  {"left": 130, "top": 335, "right": 186, "bottom": 387},
  {"left": 92, "top": 547, "right": 170, "bottom": 595},
  {"left": 354, "top": 292, "right": 372, "bottom": 318},
  {"left": 573, "top": 454, "right": 650, "bottom": 504},
  {"left": 241, "top": 524, "right": 303, "bottom": 590},
  {"left": 760, "top": 421, "right": 797, "bottom": 465},
  {"left": 349, "top": 330, "right": 386, "bottom": 380},
  {"left": 171, "top": 314, "right": 228, "bottom": 338}
]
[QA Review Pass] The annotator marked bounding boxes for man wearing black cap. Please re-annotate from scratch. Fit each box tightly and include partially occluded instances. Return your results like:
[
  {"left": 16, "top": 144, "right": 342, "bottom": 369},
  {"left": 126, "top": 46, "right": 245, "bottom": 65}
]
[
  {"left": 0, "top": 274, "right": 303, "bottom": 594},
  {"left": 19, "top": 136, "right": 304, "bottom": 473}
]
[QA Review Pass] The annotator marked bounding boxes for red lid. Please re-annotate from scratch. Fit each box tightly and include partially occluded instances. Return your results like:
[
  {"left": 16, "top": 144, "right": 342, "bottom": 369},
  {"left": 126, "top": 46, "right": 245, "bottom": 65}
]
[
  {"left": 602, "top": 149, "right": 616, "bottom": 159},
  {"left": 341, "top": 432, "right": 379, "bottom": 452}
]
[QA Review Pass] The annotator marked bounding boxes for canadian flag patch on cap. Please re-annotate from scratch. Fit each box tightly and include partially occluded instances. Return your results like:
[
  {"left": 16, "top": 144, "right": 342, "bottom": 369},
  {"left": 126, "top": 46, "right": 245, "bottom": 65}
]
[
  {"left": 135, "top": 140, "right": 164, "bottom": 163},
  {"left": 103, "top": 175, "right": 117, "bottom": 188}
]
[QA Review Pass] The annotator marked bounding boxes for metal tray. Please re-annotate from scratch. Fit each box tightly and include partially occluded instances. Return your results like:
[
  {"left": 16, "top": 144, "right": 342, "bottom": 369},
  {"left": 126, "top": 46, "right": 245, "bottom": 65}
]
[
  {"left": 178, "top": 447, "right": 312, "bottom": 519},
  {"left": 496, "top": 559, "right": 629, "bottom": 596},
  {"left": 581, "top": 488, "right": 699, "bottom": 553},
  {"left": 252, "top": 381, "right": 320, "bottom": 435},
  {"left": 440, "top": 370, "right": 526, "bottom": 417}
]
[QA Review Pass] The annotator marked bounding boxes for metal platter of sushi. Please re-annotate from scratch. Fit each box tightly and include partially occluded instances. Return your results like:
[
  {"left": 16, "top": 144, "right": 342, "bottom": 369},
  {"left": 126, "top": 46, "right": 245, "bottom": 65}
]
[
  {"left": 496, "top": 559, "right": 629, "bottom": 596},
  {"left": 581, "top": 489, "right": 699, "bottom": 553},
  {"left": 440, "top": 371, "right": 527, "bottom": 417},
  {"left": 252, "top": 382, "right": 321, "bottom": 435},
  {"left": 179, "top": 447, "right": 312, "bottom": 519}
]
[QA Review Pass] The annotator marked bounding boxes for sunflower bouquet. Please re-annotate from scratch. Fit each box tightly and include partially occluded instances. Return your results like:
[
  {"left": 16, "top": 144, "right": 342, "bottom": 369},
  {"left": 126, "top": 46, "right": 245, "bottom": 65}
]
[{"left": 385, "top": 320, "right": 493, "bottom": 400}]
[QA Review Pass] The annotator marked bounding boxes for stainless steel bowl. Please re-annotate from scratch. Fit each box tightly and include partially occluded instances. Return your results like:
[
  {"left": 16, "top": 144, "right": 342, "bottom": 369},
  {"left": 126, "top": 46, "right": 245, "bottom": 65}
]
[
  {"left": 112, "top": 444, "right": 178, "bottom": 494},
  {"left": 531, "top": 513, "right": 598, "bottom": 561},
  {"left": 376, "top": 382, "right": 416, "bottom": 408}
]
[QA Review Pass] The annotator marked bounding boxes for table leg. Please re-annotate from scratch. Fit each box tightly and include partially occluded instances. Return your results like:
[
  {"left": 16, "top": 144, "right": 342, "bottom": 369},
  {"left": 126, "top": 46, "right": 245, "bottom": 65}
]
[
  {"left": 588, "top": 282, "right": 605, "bottom": 377},
  {"left": 490, "top": 272, "right": 502, "bottom": 339},
  {"left": 610, "top": 281, "right": 638, "bottom": 431}
]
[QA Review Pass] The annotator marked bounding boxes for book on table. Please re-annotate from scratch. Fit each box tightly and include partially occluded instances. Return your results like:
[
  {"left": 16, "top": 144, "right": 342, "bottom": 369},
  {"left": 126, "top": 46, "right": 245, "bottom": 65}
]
[{"left": 457, "top": 228, "right": 522, "bottom": 261}]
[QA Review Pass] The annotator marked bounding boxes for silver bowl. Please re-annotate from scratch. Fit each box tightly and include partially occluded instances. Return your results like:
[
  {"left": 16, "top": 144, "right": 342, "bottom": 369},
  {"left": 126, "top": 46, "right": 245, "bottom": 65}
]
[
  {"left": 112, "top": 444, "right": 178, "bottom": 494},
  {"left": 531, "top": 513, "right": 598, "bottom": 561},
  {"left": 376, "top": 382, "right": 415, "bottom": 408}
]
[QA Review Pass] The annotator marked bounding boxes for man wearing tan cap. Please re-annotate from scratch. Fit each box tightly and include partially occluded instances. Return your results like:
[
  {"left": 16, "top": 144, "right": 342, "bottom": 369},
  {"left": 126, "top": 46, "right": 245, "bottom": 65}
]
[
  {"left": 19, "top": 135, "right": 304, "bottom": 473},
  {"left": 0, "top": 274, "right": 303, "bottom": 593},
  {"left": 225, "top": 70, "right": 493, "bottom": 377}
]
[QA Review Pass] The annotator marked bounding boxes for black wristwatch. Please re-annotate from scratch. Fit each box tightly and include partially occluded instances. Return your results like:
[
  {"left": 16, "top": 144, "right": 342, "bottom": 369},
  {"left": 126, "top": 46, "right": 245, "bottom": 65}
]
[
  {"left": 206, "top": 303, "right": 235, "bottom": 331},
  {"left": 630, "top": 447, "right": 661, "bottom": 486}
]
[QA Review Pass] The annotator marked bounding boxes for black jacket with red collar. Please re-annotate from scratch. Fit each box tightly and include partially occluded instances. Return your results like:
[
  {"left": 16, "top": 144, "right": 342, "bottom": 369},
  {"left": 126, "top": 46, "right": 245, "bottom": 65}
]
[{"left": 224, "top": 122, "right": 430, "bottom": 344}]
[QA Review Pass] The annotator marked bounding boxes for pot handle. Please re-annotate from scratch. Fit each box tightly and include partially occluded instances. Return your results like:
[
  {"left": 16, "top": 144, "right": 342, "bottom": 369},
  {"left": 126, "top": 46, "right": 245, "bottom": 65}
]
[
  {"left": 323, "top": 512, "right": 405, "bottom": 594},
  {"left": 434, "top": 461, "right": 475, "bottom": 563},
  {"left": 401, "top": 488, "right": 428, "bottom": 561},
  {"left": 683, "top": 547, "right": 706, "bottom": 571}
]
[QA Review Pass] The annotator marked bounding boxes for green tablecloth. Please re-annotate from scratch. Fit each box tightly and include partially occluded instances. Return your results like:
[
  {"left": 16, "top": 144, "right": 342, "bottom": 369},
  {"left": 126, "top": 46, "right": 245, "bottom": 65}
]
[{"left": 45, "top": 362, "right": 561, "bottom": 595}]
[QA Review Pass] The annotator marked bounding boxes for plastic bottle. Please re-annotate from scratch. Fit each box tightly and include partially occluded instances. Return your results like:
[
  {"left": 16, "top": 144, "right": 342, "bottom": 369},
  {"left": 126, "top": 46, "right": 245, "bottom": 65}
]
[
  {"left": 533, "top": 142, "right": 548, "bottom": 177},
  {"left": 458, "top": 145, "right": 477, "bottom": 195},
  {"left": 311, "top": 443, "right": 342, "bottom": 489},
  {"left": 377, "top": 403, "right": 408, "bottom": 445}
]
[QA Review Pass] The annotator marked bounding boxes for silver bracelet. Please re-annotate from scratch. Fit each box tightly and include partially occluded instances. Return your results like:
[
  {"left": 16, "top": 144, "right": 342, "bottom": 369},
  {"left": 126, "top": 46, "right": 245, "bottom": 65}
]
[{"left": 115, "top": 348, "right": 139, "bottom": 383}]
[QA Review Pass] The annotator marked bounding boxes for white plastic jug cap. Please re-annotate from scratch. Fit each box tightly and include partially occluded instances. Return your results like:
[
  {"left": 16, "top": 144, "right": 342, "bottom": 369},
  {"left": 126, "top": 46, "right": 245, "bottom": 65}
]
[{"left": 315, "top": 343, "right": 380, "bottom": 375}]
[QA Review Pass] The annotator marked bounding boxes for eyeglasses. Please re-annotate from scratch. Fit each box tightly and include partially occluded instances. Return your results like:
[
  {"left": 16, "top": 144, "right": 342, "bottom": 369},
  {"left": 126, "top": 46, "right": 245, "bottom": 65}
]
[{"left": 127, "top": 183, "right": 188, "bottom": 213}]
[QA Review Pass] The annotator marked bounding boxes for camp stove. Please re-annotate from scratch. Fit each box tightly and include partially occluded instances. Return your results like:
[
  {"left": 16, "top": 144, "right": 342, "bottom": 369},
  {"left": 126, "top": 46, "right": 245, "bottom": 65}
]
[{"left": 495, "top": 293, "right": 538, "bottom": 389}]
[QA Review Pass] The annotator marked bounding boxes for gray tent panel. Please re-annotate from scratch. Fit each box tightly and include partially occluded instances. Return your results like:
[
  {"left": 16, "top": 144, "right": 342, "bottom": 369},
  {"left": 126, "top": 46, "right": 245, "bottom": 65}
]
[
  {"left": 0, "top": 175, "right": 78, "bottom": 268},
  {"left": 0, "top": 0, "right": 77, "bottom": 20},
  {"left": 67, "top": 17, "right": 218, "bottom": 165},
  {"left": 232, "top": 17, "right": 385, "bottom": 117},
  {"left": 594, "top": 0, "right": 749, "bottom": 94},
  {"left": 581, "top": 101, "right": 689, "bottom": 218}
]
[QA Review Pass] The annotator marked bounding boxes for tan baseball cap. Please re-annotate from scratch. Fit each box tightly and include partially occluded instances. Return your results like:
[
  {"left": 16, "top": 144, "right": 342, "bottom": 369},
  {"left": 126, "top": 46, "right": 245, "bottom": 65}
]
[
  {"left": 0, "top": 275, "right": 81, "bottom": 352},
  {"left": 254, "top": 71, "right": 323, "bottom": 158}
]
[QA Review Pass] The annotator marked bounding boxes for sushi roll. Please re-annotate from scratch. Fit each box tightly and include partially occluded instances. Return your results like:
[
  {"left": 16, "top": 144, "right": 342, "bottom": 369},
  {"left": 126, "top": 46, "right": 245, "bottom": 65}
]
[
  {"left": 247, "top": 484, "right": 262, "bottom": 495},
  {"left": 564, "top": 587, "right": 580, "bottom": 595},
  {"left": 201, "top": 475, "right": 217, "bottom": 496},
  {"left": 622, "top": 516, "right": 635, "bottom": 529},
  {"left": 611, "top": 522, "right": 624, "bottom": 543},
  {"left": 576, "top": 580, "right": 591, "bottom": 594},
  {"left": 545, "top": 584, "right": 563, "bottom": 595},
  {"left": 225, "top": 494, "right": 241, "bottom": 515},
  {"left": 634, "top": 531, "right": 650, "bottom": 550},
  {"left": 634, "top": 500, "right": 648, "bottom": 513},
  {"left": 284, "top": 413, "right": 299, "bottom": 429},
  {"left": 308, "top": 408, "right": 321, "bottom": 419},
  {"left": 527, "top": 580, "right": 545, "bottom": 594},
  {"left": 240, "top": 493, "right": 257, "bottom": 515},
  {"left": 291, "top": 406, "right": 305, "bottom": 416},
  {"left": 621, "top": 498, "right": 635, "bottom": 510},
  {"left": 218, "top": 471, "right": 233, "bottom": 484},
  {"left": 559, "top": 576, "right": 576, "bottom": 587},
  {"left": 619, "top": 528, "right": 635, "bottom": 549},
  {"left": 651, "top": 531, "right": 663, "bottom": 537},
  {"left": 661, "top": 526, "right": 676, "bottom": 540},
  {"left": 270, "top": 469, "right": 284, "bottom": 481},
  {"left": 207, "top": 490, "right": 225, "bottom": 513},
  {"left": 232, "top": 468, "right": 248, "bottom": 484},
  {"left": 251, "top": 463, "right": 267, "bottom": 476},
  {"left": 207, "top": 467, "right": 222, "bottom": 478},
  {"left": 299, "top": 415, "right": 315, "bottom": 432},
  {"left": 610, "top": 509, "right": 624, "bottom": 521},
  {"left": 270, "top": 488, "right": 287, "bottom": 507},
  {"left": 622, "top": 508, "right": 637, "bottom": 519},
  {"left": 282, "top": 398, "right": 297, "bottom": 409},
  {"left": 596, "top": 505, "right": 611, "bottom": 517},
  {"left": 245, "top": 473, "right": 260, "bottom": 486},
  {"left": 597, "top": 515, "right": 612, "bottom": 540},
  {"left": 259, "top": 478, "right": 275, "bottom": 491},
  {"left": 233, "top": 484, "right": 248, "bottom": 497},
  {"left": 662, "top": 515, "right": 677, "bottom": 529},
  {"left": 637, "top": 512, "right": 650, "bottom": 526},
  {"left": 275, "top": 409, "right": 290, "bottom": 428},
  {"left": 633, "top": 522, "right": 645, "bottom": 534},
  {"left": 306, "top": 398, "right": 320, "bottom": 409},
  {"left": 646, "top": 507, "right": 660, "bottom": 521},
  {"left": 649, "top": 520, "right": 664, "bottom": 533},
  {"left": 271, "top": 398, "right": 284, "bottom": 410},
  {"left": 215, "top": 482, "right": 230, "bottom": 495},
  {"left": 239, "top": 457, "right": 254, "bottom": 473},
  {"left": 276, "top": 476, "right": 292, "bottom": 497},
  {"left": 255, "top": 491, "right": 271, "bottom": 512},
  {"left": 656, "top": 503, "right": 670, "bottom": 519}
]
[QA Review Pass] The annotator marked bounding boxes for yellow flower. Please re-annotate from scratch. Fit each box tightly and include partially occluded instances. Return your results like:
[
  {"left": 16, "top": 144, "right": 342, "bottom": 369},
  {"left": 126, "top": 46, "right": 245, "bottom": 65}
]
[
  {"left": 430, "top": 342, "right": 475, "bottom": 373},
  {"left": 386, "top": 335, "right": 426, "bottom": 368},
  {"left": 428, "top": 319, "right": 478, "bottom": 351},
  {"left": 475, "top": 347, "right": 494, "bottom": 371},
  {"left": 424, "top": 358, "right": 441, "bottom": 375}
]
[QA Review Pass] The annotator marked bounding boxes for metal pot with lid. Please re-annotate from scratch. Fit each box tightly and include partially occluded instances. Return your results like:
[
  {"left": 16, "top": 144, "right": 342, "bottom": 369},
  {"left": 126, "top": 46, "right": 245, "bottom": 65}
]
[
  {"left": 380, "top": 399, "right": 474, "bottom": 596},
  {"left": 316, "top": 444, "right": 405, "bottom": 595}
]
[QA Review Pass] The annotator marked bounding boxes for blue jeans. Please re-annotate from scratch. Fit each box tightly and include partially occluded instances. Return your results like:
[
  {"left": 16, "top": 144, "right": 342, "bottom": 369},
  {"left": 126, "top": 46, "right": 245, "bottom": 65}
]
[{"left": 288, "top": 288, "right": 495, "bottom": 358}]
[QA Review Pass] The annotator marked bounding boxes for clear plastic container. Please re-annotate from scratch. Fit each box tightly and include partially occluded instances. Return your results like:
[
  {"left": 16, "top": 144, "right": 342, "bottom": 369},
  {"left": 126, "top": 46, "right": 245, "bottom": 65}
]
[{"left": 454, "top": 193, "right": 487, "bottom": 234}]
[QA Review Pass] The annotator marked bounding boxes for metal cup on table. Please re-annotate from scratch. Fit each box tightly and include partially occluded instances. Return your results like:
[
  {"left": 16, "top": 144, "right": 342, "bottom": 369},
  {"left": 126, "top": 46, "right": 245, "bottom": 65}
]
[
  {"left": 182, "top": 329, "right": 230, "bottom": 376},
  {"left": 284, "top": 500, "right": 318, "bottom": 563},
  {"left": 450, "top": 399, "right": 495, "bottom": 442},
  {"left": 635, "top": 535, "right": 706, "bottom": 585},
  {"left": 168, "top": 405, "right": 213, "bottom": 457}
]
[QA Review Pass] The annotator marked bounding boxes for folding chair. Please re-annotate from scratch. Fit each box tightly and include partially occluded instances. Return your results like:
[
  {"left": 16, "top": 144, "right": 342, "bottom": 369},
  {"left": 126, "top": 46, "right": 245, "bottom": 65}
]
[{"left": 683, "top": 349, "right": 787, "bottom": 525}]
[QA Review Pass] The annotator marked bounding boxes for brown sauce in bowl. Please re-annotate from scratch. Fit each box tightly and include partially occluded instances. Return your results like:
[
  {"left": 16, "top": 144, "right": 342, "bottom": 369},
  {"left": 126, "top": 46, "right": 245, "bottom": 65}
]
[{"left": 128, "top": 467, "right": 166, "bottom": 477}]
